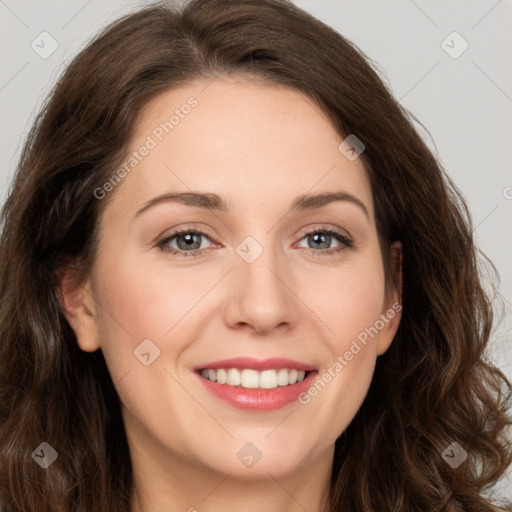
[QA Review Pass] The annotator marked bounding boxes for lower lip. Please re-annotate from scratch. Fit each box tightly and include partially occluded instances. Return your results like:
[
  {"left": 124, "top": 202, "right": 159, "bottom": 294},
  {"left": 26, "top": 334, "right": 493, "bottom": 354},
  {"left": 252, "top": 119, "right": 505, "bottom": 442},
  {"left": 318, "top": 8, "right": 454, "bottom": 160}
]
[{"left": 196, "top": 371, "right": 317, "bottom": 411}]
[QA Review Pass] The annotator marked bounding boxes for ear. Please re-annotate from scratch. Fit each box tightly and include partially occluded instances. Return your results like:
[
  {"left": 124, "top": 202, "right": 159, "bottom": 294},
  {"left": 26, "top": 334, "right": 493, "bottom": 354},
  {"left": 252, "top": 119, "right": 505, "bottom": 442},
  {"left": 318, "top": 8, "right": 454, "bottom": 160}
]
[
  {"left": 376, "top": 241, "right": 403, "bottom": 356},
  {"left": 56, "top": 266, "right": 101, "bottom": 352}
]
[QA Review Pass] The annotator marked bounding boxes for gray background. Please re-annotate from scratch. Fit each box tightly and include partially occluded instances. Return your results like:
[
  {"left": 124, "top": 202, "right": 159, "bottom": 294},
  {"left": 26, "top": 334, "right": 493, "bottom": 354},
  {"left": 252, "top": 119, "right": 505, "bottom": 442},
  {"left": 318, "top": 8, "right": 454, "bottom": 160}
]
[{"left": 1, "top": 0, "right": 511, "bottom": 500}]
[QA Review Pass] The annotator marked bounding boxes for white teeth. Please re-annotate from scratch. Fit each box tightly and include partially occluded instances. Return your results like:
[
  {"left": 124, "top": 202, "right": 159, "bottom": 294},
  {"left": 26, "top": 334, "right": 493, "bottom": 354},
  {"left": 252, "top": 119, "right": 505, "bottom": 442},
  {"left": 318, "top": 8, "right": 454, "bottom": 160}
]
[
  {"left": 216, "top": 368, "right": 227, "bottom": 384},
  {"left": 241, "top": 369, "right": 259, "bottom": 389},
  {"left": 277, "top": 368, "right": 289, "bottom": 386},
  {"left": 200, "top": 367, "right": 308, "bottom": 389},
  {"left": 226, "top": 368, "right": 241, "bottom": 386},
  {"left": 260, "top": 370, "right": 277, "bottom": 389}
]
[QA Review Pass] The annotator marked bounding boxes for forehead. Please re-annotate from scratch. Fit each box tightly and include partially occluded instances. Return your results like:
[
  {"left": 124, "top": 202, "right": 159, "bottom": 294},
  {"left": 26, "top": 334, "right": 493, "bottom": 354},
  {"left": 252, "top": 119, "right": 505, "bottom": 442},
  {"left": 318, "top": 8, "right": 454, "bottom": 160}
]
[{"left": 104, "top": 77, "right": 373, "bottom": 221}]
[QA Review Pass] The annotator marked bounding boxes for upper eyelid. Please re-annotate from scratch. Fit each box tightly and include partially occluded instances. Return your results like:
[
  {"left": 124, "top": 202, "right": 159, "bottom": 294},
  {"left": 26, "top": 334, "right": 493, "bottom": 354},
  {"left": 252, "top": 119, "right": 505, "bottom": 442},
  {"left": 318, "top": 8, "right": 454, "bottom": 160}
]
[
  {"left": 301, "top": 225, "right": 351, "bottom": 238},
  {"left": 161, "top": 225, "right": 214, "bottom": 239}
]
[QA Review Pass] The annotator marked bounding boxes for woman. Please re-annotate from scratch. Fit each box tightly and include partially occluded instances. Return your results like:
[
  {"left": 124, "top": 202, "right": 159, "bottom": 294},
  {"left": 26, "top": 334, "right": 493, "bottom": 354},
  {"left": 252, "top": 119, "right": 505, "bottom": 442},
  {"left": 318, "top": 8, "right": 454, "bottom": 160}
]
[{"left": 0, "top": 0, "right": 510, "bottom": 510}]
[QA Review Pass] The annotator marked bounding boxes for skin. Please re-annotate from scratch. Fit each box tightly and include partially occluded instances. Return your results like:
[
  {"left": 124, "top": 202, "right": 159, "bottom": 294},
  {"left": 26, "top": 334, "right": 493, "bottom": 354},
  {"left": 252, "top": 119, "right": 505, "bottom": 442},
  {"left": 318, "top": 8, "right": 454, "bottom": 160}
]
[{"left": 59, "top": 76, "right": 402, "bottom": 512}]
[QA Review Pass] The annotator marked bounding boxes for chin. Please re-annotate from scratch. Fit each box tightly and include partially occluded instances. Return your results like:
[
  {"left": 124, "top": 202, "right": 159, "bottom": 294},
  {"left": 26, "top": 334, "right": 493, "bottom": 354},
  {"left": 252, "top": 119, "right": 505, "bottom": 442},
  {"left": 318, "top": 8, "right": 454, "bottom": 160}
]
[{"left": 193, "top": 435, "right": 314, "bottom": 480}]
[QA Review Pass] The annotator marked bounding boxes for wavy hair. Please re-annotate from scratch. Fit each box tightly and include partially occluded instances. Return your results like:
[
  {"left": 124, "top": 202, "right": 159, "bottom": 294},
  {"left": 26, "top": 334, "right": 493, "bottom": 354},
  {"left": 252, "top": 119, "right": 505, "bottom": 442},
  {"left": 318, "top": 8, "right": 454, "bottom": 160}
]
[{"left": 0, "top": 0, "right": 510, "bottom": 510}]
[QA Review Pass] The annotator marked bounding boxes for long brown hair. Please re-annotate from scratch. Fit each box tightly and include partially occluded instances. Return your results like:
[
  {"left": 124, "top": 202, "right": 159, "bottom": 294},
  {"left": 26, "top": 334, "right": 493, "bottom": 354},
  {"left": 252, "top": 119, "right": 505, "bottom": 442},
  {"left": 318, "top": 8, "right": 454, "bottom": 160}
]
[{"left": 0, "top": 1, "right": 510, "bottom": 510}]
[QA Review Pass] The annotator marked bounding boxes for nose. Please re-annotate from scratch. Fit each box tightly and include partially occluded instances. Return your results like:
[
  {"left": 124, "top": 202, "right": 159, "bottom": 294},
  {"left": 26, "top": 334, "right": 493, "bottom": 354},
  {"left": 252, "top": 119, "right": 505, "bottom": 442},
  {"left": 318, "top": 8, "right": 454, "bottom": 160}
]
[{"left": 222, "top": 244, "right": 300, "bottom": 336}]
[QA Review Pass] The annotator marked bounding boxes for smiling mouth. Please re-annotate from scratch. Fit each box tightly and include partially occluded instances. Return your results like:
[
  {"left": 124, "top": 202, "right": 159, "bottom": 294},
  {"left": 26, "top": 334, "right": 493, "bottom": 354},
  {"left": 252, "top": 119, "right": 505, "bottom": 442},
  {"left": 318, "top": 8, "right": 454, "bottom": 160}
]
[{"left": 198, "top": 368, "right": 310, "bottom": 389}]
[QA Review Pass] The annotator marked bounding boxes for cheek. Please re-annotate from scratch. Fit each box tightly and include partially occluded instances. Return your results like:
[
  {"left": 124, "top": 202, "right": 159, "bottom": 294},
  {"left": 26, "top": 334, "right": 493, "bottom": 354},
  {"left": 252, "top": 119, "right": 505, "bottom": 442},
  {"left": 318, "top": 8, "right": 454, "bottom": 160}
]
[
  {"left": 89, "top": 251, "right": 186, "bottom": 386},
  {"left": 94, "top": 248, "right": 210, "bottom": 342},
  {"left": 300, "top": 252, "right": 386, "bottom": 351}
]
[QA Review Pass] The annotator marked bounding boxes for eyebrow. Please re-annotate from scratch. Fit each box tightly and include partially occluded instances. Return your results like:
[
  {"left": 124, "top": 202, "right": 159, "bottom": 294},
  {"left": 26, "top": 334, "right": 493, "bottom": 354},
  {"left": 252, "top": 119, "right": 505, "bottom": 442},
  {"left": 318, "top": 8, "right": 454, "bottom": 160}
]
[{"left": 133, "top": 191, "right": 369, "bottom": 219}]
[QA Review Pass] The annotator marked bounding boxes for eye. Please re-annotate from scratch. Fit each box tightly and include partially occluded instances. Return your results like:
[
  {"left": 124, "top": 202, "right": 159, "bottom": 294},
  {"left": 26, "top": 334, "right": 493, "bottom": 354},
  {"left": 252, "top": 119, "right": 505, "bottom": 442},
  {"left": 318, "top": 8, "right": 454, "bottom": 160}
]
[
  {"left": 157, "top": 227, "right": 214, "bottom": 257},
  {"left": 296, "top": 227, "right": 354, "bottom": 256}
]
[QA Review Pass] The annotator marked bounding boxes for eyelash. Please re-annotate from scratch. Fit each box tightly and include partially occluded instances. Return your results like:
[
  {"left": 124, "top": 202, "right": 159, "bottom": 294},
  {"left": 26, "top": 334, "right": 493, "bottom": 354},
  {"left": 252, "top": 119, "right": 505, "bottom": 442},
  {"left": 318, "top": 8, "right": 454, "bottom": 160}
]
[{"left": 156, "top": 225, "right": 354, "bottom": 258}]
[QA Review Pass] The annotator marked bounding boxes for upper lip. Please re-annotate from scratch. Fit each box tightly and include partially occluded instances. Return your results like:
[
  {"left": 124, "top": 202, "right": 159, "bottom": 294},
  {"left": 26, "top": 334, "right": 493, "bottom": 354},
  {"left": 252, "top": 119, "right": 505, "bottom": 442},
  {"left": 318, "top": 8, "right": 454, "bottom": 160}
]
[{"left": 196, "top": 357, "right": 316, "bottom": 372}]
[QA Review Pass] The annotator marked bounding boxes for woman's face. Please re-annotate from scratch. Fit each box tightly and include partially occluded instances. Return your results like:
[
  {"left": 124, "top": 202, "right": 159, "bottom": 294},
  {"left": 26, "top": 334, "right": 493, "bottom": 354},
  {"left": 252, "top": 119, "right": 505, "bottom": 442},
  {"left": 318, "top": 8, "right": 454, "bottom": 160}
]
[{"left": 63, "top": 77, "right": 401, "bottom": 482}]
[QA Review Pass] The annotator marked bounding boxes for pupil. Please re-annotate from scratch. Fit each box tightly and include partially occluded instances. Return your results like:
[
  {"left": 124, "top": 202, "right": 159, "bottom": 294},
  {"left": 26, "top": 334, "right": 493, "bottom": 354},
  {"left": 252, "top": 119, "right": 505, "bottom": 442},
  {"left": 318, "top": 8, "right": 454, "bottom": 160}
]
[
  {"left": 178, "top": 233, "right": 201, "bottom": 250},
  {"left": 310, "top": 233, "right": 330, "bottom": 249}
]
